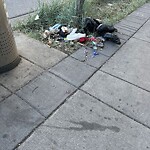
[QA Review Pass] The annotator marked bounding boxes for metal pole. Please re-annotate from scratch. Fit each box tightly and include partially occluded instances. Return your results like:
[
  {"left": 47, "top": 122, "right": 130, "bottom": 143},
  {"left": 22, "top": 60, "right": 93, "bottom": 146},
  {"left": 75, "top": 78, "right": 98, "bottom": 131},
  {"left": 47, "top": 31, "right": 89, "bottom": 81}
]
[{"left": 0, "top": 0, "right": 21, "bottom": 73}]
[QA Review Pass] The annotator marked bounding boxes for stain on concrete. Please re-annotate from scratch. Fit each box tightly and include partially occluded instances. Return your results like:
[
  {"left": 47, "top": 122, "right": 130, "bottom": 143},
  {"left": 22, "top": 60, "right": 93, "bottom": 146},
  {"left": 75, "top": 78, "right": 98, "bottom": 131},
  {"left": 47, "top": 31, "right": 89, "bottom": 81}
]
[
  {"left": 2, "top": 134, "right": 9, "bottom": 139},
  {"left": 48, "top": 138, "right": 58, "bottom": 146},
  {"left": 5, "top": 107, "right": 37, "bottom": 127},
  {"left": 104, "top": 117, "right": 111, "bottom": 120},
  {"left": 80, "top": 103, "right": 84, "bottom": 107},
  {"left": 51, "top": 121, "right": 120, "bottom": 133},
  {"left": 115, "top": 118, "right": 119, "bottom": 121}
]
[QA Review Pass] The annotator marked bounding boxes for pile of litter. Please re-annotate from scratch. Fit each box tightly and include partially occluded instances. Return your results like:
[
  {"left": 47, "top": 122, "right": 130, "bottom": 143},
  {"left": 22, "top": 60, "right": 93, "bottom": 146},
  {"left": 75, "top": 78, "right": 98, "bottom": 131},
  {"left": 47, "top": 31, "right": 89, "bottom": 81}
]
[{"left": 42, "top": 17, "right": 121, "bottom": 55}]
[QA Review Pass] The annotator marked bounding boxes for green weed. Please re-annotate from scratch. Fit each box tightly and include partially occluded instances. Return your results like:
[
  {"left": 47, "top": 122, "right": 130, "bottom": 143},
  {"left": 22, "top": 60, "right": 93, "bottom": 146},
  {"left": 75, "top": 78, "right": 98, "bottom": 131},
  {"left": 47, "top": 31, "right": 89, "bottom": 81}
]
[{"left": 15, "top": 0, "right": 150, "bottom": 43}]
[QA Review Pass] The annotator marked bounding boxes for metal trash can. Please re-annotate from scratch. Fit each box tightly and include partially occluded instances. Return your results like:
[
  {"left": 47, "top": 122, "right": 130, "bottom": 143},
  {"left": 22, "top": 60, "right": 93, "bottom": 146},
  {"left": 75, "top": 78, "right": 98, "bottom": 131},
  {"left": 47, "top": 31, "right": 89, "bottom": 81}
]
[{"left": 0, "top": 0, "right": 21, "bottom": 73}]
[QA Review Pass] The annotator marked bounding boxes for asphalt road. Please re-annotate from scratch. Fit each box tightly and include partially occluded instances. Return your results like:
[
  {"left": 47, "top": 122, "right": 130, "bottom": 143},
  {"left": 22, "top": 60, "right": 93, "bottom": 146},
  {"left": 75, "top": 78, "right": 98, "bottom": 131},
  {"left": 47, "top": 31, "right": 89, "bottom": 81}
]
[{"left": 5, "top": 0, "right": 50, "bottom": 18}]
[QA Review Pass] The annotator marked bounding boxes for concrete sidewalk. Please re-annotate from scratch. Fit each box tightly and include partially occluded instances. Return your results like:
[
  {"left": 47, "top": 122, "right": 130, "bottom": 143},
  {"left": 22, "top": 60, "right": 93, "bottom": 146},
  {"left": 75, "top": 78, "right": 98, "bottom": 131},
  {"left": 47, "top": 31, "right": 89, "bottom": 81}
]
[{"left": 1, "top": 3, "right": 150, "bottom": 150}]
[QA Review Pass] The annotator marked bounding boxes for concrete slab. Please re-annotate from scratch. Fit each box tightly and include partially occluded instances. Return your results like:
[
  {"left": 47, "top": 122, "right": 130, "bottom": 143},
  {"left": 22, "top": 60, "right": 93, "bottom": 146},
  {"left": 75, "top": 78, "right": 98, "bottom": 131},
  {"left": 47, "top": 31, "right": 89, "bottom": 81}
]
[
  {"left": 116, "top": 26, "right": 135, "bottom": 37},
  {"left": 0, "top": 86, "right": 11, "bottom": 102},
  {"left": 71, "top": 47, "right": 109, "bottom": 68},
  {"left": 17, "top": 91, "right": 150, "bottom": 150},
  {"left": 5, "top": 0, "right": 49, "bottom": 18},
  {"left": 116, "top": 32, "right": 130, "bottom": 41},
  {"left": 81, "top": 71, "right": 150, "bottom": 127},
  {"left": 125, "top": 15, "right": 147, "bottom": 25},
  {"left": 100, "top": 38, "right": 150, "bottom": 91},
  {"left": 115, "top": 16, "right": 143, "bottom": 32},
  {"left": 137, "top": 4, "right": 150, "bottom": 14},
  {"left": 133, "top": 20, "right": 150, "bottom": 42},
  {"left": 138, "top": 8, "right": 150, "bottom": 15},
  {"left": 116, "top": 19, "right": 142, "bottom": 30},
  {"left": 49, "top": 57, "right": 96, "bottom": 87},
  {"left": 98, "top": 39, "right": 125, "bottom": 57},
  {"left": 115, "top": 24, "right": 137, "bottom": 34},
  {"left": 0, "top": 58, "right": 43, "bottom": 92},
  {"left": 14, "top": 32, "right": 67, "bottom": 69},
  {"left": 0, "top": 94, "right": 44, "bottom": 150},
  {"left": 129, "top": 9, "right": 150, "bottom": 20},
  {"left": 141, "top": 3, "right": 150, "bottom": 9},
  {"left": 17, "top": 72, "right": 76, "bottom": 117},
  {"left": 115, "top": 21, "right": 137, "bottom": 33}
]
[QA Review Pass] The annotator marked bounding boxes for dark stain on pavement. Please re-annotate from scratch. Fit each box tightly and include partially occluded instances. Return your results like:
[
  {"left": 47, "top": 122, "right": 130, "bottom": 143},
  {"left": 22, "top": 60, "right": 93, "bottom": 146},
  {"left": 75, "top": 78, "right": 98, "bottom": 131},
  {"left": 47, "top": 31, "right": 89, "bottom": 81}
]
[
  {"left": 52, "top": 121, "right": 120, "bottom": 133},
  {"left": 2, "top": 134, "right": 9, "bottom": 139}
]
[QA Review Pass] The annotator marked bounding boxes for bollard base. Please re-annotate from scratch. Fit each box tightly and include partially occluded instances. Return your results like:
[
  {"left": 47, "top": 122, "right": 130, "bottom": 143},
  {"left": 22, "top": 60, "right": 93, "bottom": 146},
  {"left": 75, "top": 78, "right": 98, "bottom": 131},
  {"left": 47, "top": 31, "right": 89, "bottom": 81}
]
[{"left": 0, "top": 56, "right": 21, "bottom": 74}]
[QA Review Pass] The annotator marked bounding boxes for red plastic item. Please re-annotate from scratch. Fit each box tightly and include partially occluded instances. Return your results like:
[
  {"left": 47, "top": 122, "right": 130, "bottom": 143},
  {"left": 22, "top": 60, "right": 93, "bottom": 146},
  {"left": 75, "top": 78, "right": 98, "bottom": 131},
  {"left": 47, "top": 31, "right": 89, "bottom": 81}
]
[
  {"left": 88, "top": 37, "right": 97, "bottom": 42},
  {"left": 79, "top": 36, "right": 97, "bottom": 43},
  {"left": 79, "top": 37, "right": 89, "bottom": 43}
]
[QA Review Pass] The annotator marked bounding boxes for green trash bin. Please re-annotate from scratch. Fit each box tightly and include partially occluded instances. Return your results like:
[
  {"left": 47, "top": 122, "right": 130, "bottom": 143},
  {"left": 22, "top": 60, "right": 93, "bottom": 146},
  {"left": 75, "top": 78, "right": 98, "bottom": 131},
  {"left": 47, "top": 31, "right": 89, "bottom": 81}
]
[{"left": 0, "top": 0, "right": 21, "bottom": 73}]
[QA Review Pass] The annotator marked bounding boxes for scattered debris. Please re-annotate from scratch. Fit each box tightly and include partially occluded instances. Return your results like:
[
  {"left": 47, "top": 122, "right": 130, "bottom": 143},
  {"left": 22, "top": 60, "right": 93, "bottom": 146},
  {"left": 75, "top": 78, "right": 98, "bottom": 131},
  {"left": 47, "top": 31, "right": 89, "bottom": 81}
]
[
  {"left": 103, "top": 33, "right": 121, "bottom": 44},
  {"left": 66, "top": 28, "right": 86, "bottom": 41},
  {"left": 83, "top": 17, "right": 120, "bottom": 44},
  {"left": 42, "top": 17, "right": 121, "bottom": 56},
  {"left": 47, "top": 39, "right": 53, "bottom": 46},
  {"left": 35, "top": 14, "right": 39, "bottom": 20},
  {"left": 108, "top": 3, "right": 113, "bottom": 7}
]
